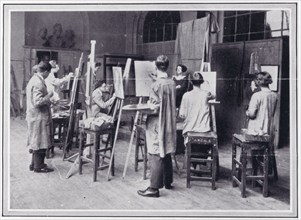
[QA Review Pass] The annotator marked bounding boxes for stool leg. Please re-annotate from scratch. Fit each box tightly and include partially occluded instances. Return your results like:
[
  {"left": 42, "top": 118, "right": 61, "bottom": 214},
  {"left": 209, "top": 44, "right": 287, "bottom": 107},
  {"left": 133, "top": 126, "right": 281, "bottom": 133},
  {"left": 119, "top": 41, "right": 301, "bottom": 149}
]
[
  {"left": 110, "top": 131, "right": 115, "bottom": 176},
  {"left": 79, "top": 130, "right": 84, "bottom": 175},
  {"left": 143, "top": 142, "right": 147, "bottom": 180},
  {"left": 232, "top": 142, "right": 238, "bottom": 187},
  {"left": 93, "top": 133, "right": 100, "bottom": 182},
  {"left": 134, "top": 130, "right": 140, "bottom": 172},
  {"left": 263, "top": 147, "right": 269, "bottom": 197},
  {"left": 211, "top": 144, "right": 217, "bottom": 190},
  {"left": 241, "top": 146, "right": 247, "bottom": 198},
  {"left": 271, "top": 151, "right": 278, "bottom": 181},
  {"left": 251, "top": 150, "right": 258, "bottom": 188},
  {"left": 186, "top": 143, "right": 191, "bottom": 188}
]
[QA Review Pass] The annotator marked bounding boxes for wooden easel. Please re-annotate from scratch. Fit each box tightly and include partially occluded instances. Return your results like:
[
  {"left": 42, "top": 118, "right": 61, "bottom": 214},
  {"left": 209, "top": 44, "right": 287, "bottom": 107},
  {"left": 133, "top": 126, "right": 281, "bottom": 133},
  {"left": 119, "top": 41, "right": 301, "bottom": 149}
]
[
  {"left": 63, "top": 52, "right": 84, "bottom": 159},
  {"left": 122, "top": 96, "right": 143, "bottom": 179}
]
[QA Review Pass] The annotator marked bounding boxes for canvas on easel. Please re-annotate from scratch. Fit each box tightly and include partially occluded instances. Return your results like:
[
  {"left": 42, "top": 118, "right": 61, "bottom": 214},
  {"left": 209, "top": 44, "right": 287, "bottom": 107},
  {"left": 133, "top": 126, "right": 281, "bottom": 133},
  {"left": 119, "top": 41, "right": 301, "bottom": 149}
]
[
  {"left": 200, "top": 61, "right": 217, "bottom": 97},
  {"left": 134, "top": 60, "right": 156, "bottom": 97},
  {"left": 112, "top": 66, "right": 124, "bottom": 99}
]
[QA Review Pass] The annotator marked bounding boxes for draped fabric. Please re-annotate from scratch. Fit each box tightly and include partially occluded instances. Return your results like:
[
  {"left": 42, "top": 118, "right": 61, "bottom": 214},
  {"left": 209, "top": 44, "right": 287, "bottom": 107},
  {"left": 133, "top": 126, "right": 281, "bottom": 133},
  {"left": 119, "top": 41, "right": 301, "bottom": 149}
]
[
  {"left": 158, "top": 80, "right": 177, "bottom": 158},
  {"left": 146, "top": 78, "right": 177, "bottom": 158},
  {"left": 174, "top": 17, "right": 209, "bottom": 71}
]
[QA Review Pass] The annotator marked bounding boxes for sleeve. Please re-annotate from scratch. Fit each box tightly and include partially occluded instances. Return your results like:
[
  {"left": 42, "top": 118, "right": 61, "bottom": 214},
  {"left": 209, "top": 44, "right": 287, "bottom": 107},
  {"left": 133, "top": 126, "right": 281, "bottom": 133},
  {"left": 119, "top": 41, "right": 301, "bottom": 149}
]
[
  {"left": 31, "top": 85, "right": 51, "bottom": 107},
  {"left": 179, "top": 93, "right": 188, "bottom": 119},
  {"left": 92, "top": 90, "right": 115, "bottom": 109},
  {"left": 149, "top": 82, "right": 160, "bottom": 105},
  {"left": 247, "top": 94, "right": 259, "bottom": 118}
]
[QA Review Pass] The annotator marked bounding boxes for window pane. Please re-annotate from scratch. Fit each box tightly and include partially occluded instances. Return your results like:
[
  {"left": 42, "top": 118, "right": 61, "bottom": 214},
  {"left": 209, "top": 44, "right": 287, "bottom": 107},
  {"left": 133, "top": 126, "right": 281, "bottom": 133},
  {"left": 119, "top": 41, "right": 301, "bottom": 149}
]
[
  {"left": 223, "top": 36, "right": 235, "bottom": 42},
  {"left": 224, "top": 11, "right": 236, "bottom": 17},
  {"left": 283, "top": 30, "right": 289, "bottom": 36},
  {"left": 164, "top": 24, "right": 172, "bottom": 41},
  {"left": 172, "top": 24, "right": 178, "bottom": 40},
  {"left": 157, "top": 27, "right": 163, "bottom": 42},
  {"left": 237, "top": 10, "right": 250, "bottom": 15},
  {"left": 270, "top": 31, "right": 282, "bottom": 37},
  {"left": 250, "top": 32, "right": 264, "bottom": 40},
  {"left": 236, "top": 34, "right": 248, "bottom": 42},
  {"left": 250, "top": 12, "right": 265, "bottom": 33},
  {"left": 224, "top": 17, "right": 235, "bottom": 35},
  {"left": 197, "top": 11, "right": 207, "bottom": 18},
  {"left": 266, "top": 10, "right": 282, "bottom": 30},
  {"left": 143, "top": 28, "right": 149, "bottom": 43},
  {"left": 149, "top": 27, "right": 156, "bottom": 42},
  {"left": 237, "top": 15, "right": 250, "bottom": 34}
]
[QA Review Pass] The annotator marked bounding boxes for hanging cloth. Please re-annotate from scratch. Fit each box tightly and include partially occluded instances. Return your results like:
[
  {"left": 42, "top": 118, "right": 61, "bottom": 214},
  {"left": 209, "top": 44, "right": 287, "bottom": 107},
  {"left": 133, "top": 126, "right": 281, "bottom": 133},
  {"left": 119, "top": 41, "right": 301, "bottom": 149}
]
[{"left": 174, "top": 16, "right": 209, "bottom": 71}]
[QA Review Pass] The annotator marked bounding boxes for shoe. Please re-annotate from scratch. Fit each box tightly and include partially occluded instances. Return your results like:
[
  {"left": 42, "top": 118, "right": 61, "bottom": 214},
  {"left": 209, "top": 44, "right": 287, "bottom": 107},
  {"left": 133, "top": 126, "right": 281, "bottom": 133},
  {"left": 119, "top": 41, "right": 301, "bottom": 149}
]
[
  {"left": 34, "top": 167, "right": 54, "bottom": 173},
  {"left": 29, "top": 163, "right": 47, "bottom": 171},
  {"left": 165, "top": 184, "right": 174, "bottom": 190},
  {"left": 137, "top": 187, "right": 159, "bottom": 198}
]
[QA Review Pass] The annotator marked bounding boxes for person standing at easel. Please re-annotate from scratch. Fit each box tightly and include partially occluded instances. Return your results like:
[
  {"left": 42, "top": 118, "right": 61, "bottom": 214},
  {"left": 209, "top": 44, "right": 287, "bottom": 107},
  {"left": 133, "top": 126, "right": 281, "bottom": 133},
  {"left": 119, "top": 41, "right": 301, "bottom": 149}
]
[{"left": 137, "top": 55, "right": 177, "bottom": 198}]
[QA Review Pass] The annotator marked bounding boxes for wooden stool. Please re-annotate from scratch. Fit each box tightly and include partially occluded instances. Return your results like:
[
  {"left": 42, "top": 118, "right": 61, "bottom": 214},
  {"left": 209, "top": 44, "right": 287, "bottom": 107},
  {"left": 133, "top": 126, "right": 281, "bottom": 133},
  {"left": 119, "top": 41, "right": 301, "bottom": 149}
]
[
  {"left": 48, "top": 116, "right": 69, "bottom": 158},
  {"left": 78, "top": 123, "right": 115, "bottom": 182},
  {"left": 135, "top": 124, "right": 148, "bottom": 180},
  {"left": 232, "top": 134, "right": 270, "bottom": 198},
  {"left": 186, "top": 131, "right": 218, "bottom": 190}
]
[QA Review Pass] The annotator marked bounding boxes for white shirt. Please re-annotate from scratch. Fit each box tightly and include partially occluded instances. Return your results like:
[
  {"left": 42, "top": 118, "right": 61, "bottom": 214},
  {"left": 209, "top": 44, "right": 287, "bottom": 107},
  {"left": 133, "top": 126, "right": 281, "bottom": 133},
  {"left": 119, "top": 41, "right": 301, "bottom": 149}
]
[{"left": 179, "top": 87, "right": 215, "bottom": 135}]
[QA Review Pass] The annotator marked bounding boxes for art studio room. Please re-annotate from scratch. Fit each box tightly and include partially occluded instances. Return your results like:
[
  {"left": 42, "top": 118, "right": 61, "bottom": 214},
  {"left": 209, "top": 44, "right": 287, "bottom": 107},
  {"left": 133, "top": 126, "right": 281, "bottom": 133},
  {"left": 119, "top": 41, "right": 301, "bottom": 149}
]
[{"left": 2, "top": 1, "right": 299, "bottom": 219}]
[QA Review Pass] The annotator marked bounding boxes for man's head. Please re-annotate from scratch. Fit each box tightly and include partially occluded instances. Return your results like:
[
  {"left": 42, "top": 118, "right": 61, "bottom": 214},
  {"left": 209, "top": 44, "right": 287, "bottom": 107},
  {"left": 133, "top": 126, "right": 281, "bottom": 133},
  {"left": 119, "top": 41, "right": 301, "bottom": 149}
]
[
  {"left": 37, "top": 61, "right": 52, "bottom": 79},
  {"left": 94, "top": 80, "right": 108, "bottom": 92},
  {"left": 155, "top": 55, "right": 169, "bottom": 72},
  {"left": 189, "top": 71, "right": 204, "bottom": 87},
  {"left": 256, "top": 71, "right": 273, "bottom": 88}
]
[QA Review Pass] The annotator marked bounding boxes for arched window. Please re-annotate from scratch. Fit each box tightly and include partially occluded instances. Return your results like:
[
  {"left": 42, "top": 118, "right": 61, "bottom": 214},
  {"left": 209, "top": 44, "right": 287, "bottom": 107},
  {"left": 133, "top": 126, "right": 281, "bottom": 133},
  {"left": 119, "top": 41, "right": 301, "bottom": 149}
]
[{"left": 143, "top": 11, "right": 180, "bottom": 43}]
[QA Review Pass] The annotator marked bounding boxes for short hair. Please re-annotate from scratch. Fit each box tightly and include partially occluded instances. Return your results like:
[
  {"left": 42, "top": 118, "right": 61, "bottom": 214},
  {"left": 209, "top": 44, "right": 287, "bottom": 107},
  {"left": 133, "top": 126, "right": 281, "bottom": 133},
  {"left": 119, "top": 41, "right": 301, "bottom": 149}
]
[
  {"left": 189, "top": 71, "right": 204, "bottom": 86},
  {"left": 176, "top": 64, "right": 187, "bottom": 72},
  {"left": 37, "top": 61, "right": 52, "bottom": 73},
  {"left": 95, "top": 62, "right": 102, "bottom": 67},
  {"left": 155, "top": 55, "right": 169, "bottom": 72},
  {"left": 94, "top": 80, "right": 106, "bottom": 90},
  {"left": 257, "top": 71, "right": 273, "bottom": 85}
]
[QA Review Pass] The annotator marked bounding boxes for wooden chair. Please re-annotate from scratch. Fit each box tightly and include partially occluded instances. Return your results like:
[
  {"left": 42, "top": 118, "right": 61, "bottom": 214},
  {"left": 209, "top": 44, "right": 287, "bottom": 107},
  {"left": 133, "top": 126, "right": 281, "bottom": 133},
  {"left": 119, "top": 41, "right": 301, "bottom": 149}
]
[
  {"left": 78, "top": 122, "right": 115, "bottom": 182},
  {"left": 232, "top": 134, "right": 270, "bottom": 198}
]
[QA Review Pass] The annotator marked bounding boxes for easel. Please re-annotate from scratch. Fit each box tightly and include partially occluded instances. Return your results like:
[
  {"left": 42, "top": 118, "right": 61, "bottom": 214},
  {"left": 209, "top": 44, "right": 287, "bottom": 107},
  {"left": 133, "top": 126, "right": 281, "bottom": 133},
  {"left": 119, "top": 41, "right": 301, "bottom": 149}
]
[
  {"left": 65, "top": 41, "right": 97, "bottom": 178},
  {"left": 63, "top": 52, "right": 84, "bottom": 160},
  {"left": 122, "top": 96, "right": 143, "bottom": 179}
]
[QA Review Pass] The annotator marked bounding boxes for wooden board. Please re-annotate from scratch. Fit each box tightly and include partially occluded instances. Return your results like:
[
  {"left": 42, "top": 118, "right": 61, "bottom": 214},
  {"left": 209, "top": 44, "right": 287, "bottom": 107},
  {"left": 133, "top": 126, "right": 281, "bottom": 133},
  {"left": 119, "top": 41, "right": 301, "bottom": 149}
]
[
  {"left": 112, "top": 66, "right": 124, "bottom": 99},
  {"left": 134, "top": 60, "right": 156, "bottom": 97}
]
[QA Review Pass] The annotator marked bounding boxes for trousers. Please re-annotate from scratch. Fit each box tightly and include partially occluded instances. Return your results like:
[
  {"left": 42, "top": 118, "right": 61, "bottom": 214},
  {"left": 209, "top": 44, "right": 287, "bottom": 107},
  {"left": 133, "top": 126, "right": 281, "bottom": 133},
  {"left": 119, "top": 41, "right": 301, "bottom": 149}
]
[
  {"left": 31, "top": 149, "right": 47, "bottom": 170},
  {"left": 149, "top": 153, "right": 173, "bottom": 189}
]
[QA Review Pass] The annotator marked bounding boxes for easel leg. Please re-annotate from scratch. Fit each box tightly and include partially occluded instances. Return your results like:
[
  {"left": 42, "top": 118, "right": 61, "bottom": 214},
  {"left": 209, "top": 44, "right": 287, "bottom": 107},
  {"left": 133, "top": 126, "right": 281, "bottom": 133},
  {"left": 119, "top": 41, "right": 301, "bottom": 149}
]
[{"left": 122, "top": 97, "right": 142, "bottom": 179}]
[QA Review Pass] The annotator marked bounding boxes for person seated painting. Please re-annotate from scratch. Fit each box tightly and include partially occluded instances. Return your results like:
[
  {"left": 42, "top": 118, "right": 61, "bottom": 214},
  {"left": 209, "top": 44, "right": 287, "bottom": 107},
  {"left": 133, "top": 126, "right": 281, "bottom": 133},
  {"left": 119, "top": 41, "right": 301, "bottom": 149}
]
[
  {"left": 179, "top": 71, "right": 215, "bottom": 169},
  {"left": 45, "top": 60, "right": 74, "bottom": 106},
  {"left": 246, "top": 71, "right": 278, "bottom": 136},
  {"left": 91, "top": 80, "right": 116, "bottom": 117}
]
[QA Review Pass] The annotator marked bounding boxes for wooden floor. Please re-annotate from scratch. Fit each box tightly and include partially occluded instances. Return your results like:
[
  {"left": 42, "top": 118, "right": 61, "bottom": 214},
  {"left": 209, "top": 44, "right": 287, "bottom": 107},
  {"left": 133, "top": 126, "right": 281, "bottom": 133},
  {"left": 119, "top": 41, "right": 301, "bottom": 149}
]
[{"left": 6, "top": 117, "right": 292, "bottom": 217}]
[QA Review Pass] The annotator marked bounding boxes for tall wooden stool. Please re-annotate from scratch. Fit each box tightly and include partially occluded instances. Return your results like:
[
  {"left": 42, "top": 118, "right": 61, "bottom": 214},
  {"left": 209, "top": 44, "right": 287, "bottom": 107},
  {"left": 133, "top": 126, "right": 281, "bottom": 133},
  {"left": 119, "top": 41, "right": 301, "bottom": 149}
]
[
  {"left": 186, "top": 131, "right": 218, "bottom": 190},
  {"left": 135, "top": 124, "right": 148, "bottom": 180},
  {"left": 78, "top": 123, "right": 115, "bottom": 182},
  {"left": 232, "top": 134, "right": 270, "bottom": 198}
]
